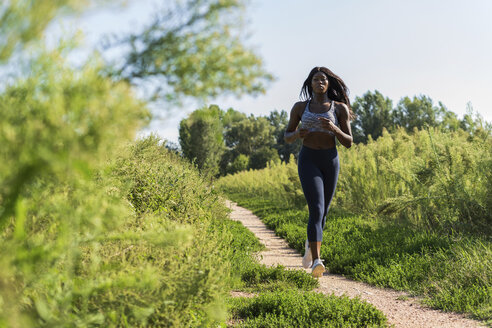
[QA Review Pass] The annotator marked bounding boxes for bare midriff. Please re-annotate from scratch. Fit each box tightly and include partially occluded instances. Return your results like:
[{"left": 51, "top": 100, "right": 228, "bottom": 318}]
[{"left": 302, "top": 131, "right": 336, "bottom": 149}]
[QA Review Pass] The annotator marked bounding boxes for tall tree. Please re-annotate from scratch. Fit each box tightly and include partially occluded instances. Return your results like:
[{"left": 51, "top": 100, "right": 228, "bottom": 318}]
[
  {"left": 351, "top": 90, "right": 393, "bottom": 143},
  {"left": 249, "top": 146, "right": 280, "bottom": 170},
  {"left": 179, "top": 104, "right": 225, "bottom": 175},
  {"left": 107, "top": 0, "right": 273, "bottom": 105},
  {"left": 222, "top": 114, "right": 278, "bottom": 174},
  {"left": 393, "top": 95, "right": 445, "bottom": 131},
  {"left": 267, "top": 110, "right": 301, "bottom": 162},
  {"left": 225, "top": 115, "right": 275, "bottom": 154},
  {"left": 438, "top": 105, "right": 461, "bottom": 131},
  {"left": 222, "top": 107, "right": 247, "bottom": 130},
  {"left": 459, "top": 102, "right": 492, "bottom": 138}
]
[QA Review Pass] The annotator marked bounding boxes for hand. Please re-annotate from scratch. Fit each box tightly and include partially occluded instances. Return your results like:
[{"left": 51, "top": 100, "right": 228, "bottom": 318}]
[
  {"left": 298, "top": 128, "right": 310, "bottom": 138},
  {"left": 318, "top": 117, "right": 338, "bottom": 134}
]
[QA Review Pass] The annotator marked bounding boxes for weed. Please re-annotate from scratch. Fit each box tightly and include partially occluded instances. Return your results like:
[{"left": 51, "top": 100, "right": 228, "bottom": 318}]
[{"left": 229, "top": 289, "right": 387, "bottom": 327}]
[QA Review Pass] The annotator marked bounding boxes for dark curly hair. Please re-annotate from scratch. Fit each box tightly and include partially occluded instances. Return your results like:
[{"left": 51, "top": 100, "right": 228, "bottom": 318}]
[{"left": 300, "top": 66, "right": 354, "bottom": 119}]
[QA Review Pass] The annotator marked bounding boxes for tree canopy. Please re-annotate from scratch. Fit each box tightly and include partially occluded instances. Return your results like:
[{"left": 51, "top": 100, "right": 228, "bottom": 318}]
[
  {"left": 352, "top": 90, "right": 490, "bottom": 143},
  {"left": 179, "top": 106, "right": 300, "bottom": 176},
  {"left": 352, "top": 90, "right": 393, "bottom": 144},
  {"left": 0, "top": 0, "right": 119, "bottom": 63},
  {"left": 107, "top": 0, "right": 273, "bottom": 105},
  {"left": 179, "top": 105, "right": 225, "bottom": 175}
]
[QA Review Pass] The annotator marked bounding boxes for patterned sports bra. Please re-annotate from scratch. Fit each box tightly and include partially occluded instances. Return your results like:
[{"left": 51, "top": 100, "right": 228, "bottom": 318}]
[{"left": 300, "top": 99, "right": 338, "bottom": 136}]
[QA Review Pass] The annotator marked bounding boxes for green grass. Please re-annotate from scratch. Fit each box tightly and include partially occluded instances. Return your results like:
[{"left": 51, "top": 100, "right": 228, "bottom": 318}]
[
  {"left": 224, "top": 192, "right": 491, "bottom": 323},
  {"left": 240, "top": 264, "right": 319, "bottom": 292},
  {"left": 229, "top": 290, "right": 387, "bottom": 327}
]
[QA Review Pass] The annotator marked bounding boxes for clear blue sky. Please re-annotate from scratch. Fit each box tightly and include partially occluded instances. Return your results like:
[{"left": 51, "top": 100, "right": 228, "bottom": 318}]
[{"left": 53, "top": 0, "right": 492, "bottom": 143}]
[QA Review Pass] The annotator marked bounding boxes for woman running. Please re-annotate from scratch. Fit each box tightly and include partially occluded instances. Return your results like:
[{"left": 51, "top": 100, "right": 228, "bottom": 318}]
[{"left": 284, "top": 66, "right": 353, "bottom": 277}]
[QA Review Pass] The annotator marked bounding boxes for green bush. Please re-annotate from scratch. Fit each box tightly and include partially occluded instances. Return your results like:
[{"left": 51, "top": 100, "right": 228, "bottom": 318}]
[
  {"left": 337, "top": 128, "right": 492, "bottom": 234},
  {"left": 0, "top": 46, "right": 245, "bottom": 326},
  {"left": 218, "top": 155, "right": 305, "bottom": 209},
  {"left": 82, "top": 135, "right": 241, "bottom": 327},
  {"left": 241, "top": 264, "right": 318, "bottom": 292},
  {"left": 0, "top": 48, "right": 149, "bottom": 327},
  {"left": 217, "top": 128, "right": 492, "bottom": 234},
  {"left": 230, "top": 290, "right": 387, "bottom": 328}
]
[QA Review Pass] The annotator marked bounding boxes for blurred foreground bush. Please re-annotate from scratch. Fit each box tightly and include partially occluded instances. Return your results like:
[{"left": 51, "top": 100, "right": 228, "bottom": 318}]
[{"left": 0, "top": 48, "right": 235, "bottom": 327}]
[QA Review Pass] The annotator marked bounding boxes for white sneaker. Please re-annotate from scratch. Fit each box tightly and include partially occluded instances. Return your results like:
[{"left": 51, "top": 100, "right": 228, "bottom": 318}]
[
  {"left": 311, "top": 258, "right": 326, "bottom": 278},
  {"left": 302, "top": 240, "right": 312, "bottom": 269}
]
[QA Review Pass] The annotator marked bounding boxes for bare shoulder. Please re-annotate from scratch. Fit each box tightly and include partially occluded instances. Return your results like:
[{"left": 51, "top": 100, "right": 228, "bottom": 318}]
[
  {"left": 286, "top": 101, "right": 307, "bottom": 132},
  {"left": 290, "top": 101, "right": 308, "bottom": 117},
  {"left": 333, "top": 101, "right": 350, "bottom": 119},
  {"left": 292, "top": 101, "right": 307, "bottom": 111}
]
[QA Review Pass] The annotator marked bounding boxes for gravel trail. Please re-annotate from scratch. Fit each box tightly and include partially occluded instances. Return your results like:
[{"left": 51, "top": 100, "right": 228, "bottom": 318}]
[{"left": 226, "top": 200, "right": 484, "bottom": 328}]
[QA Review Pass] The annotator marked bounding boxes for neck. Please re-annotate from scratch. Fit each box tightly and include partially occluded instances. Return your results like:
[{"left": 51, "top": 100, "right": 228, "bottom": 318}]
[{"left": 311, "top": 94, "right": 329, "bottom": 104}]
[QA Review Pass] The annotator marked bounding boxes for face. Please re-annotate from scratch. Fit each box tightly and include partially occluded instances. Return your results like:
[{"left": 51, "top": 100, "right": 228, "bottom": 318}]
[{"left": 311, "top": 72, "right": 329, "bottom": 94}]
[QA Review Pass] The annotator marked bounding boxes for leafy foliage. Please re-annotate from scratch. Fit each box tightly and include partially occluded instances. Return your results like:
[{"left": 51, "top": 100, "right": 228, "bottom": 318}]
[
  {"left": 107, "top": 0, "right": 273, "bottom": 103},
  {"left": 351, "top": 90, "right": 491, "bottom": 144},
  {"left": 0, "top": 45, "right": 149, "bottom": 326},
  {"left": 352, "top": 90, "right": 393, "bottom": 144},
  {"left": 241, "top": 264, "right": 318, "bottom": 292},
  {"left": 218, "top": 156, "right": 305, "bottom": 208},
  {"left": 338, "top": 128, "right": 492, "bottom": 233},
  {"left": 230, "top": 290, "right": 387, "bottom": 327},
  {"left": 0, "top": 47, "right": 149, "bottom": 223},
  {"left": 99, "top": 136, "right": 236, "bottom": 327},
  {"left": 392, "top": 95, "right": 446, "bottom": 131},
  {"left": 224, "top": 115, "right": 280, "bottom": 172},
  {"left": 180, "top": 107, "right": 298, "bottom": 175},
  {"left": 179, "top": 104, "right": 225, "bottom": 175},
  {"left": 0, "top": 26, "right": 261, "bottom": 327},
  {"left": 0, "top": 0, "right": 95, "bottom": 61}
]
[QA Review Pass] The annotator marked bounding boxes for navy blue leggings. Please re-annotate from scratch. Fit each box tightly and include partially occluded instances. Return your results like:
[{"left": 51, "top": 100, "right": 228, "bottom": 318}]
[{"left": 298, "top": 146, "right": 339, "bottom": 242}]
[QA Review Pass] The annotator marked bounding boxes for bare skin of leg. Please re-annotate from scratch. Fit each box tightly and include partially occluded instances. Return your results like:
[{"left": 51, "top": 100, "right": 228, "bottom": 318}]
[{"left": 309, "top": 242, "right": 321, "bottom": 263}]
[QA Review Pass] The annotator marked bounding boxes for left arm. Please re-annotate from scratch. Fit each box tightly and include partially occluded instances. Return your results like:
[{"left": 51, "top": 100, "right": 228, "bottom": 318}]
[{"left": 318, "top": 103, "right": 353, "bottom": 148}]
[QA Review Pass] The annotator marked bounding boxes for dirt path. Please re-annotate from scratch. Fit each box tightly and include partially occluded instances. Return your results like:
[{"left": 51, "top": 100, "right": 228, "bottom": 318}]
[{"left": 226, "top": 200, "right": 484, "bottom": 328}]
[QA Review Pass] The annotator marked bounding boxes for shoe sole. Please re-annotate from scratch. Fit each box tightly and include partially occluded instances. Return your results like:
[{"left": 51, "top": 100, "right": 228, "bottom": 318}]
[{"left": 312, "top": 264, "right": 326, "bottom": 278}]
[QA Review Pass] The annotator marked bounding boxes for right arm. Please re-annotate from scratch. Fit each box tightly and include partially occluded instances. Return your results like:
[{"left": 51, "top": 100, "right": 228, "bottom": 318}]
[{"left": 284, "top": 101, "right": 308, "bottom": 144}]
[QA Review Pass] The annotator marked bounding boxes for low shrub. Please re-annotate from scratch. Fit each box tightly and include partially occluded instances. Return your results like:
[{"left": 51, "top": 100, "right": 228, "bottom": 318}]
[
  {"left": 230, "top": 289, "right": 387, "bottom": 328},
  {"left": 217, "top": 128, "right": 492, "bottom": 234},
  {"left": 241, "top": 264, "right": 318, "bottom": 292}
]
